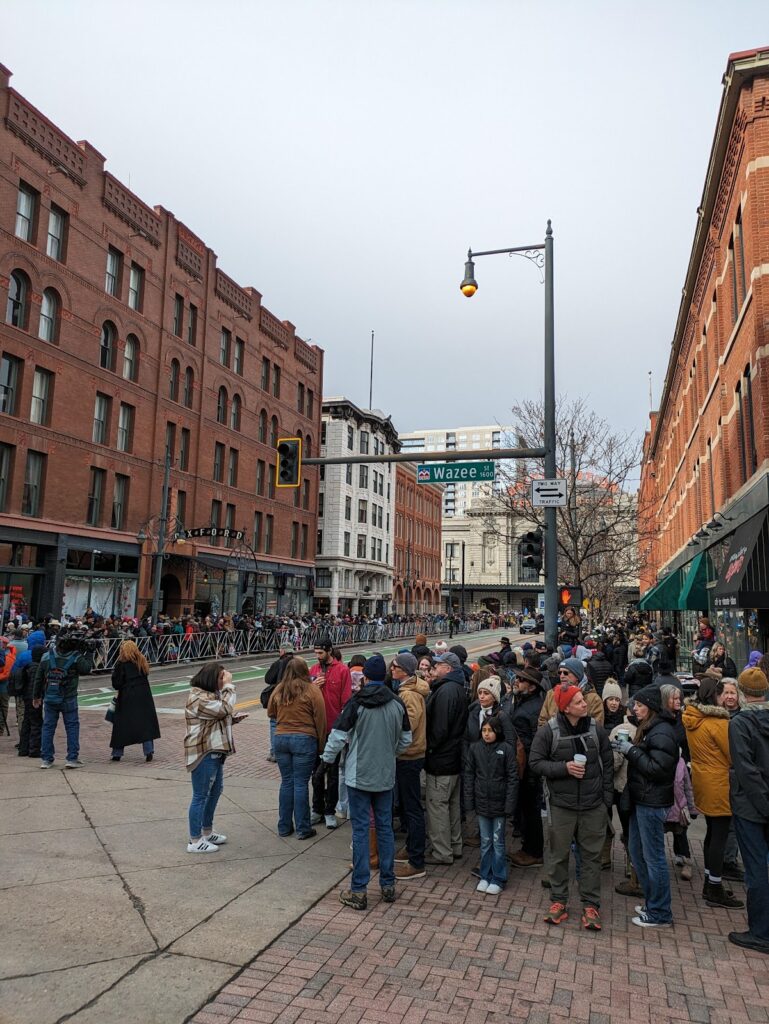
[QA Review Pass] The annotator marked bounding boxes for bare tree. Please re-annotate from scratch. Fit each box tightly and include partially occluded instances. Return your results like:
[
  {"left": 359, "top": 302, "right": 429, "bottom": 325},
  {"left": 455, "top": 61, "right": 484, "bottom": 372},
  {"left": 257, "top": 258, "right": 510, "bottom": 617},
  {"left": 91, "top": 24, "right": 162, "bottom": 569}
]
[{"left": 481, "top": 397, "right": 651, "bottom": 619}]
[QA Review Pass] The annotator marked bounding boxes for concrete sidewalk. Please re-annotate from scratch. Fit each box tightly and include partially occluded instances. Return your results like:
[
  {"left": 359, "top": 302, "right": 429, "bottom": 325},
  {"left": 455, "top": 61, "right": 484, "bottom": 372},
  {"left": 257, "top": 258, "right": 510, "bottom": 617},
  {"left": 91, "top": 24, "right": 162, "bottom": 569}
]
[{"left": 0, "top": 712, "right": 352, "bottom": 1024}]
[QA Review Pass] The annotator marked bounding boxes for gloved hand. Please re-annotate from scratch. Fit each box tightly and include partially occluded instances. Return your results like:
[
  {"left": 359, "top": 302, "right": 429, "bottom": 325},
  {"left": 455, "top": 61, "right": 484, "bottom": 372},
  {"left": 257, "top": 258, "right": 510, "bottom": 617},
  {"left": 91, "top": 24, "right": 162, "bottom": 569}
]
[{"left": 611, "top": 734, "right": 633, "bottom": 755}]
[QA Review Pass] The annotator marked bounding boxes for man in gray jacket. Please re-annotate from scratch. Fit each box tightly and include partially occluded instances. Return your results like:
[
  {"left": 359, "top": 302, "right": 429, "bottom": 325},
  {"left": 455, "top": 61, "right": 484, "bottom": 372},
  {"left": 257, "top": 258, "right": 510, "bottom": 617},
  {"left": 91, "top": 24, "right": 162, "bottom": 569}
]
[
  {"left": 321, "top": 654, "right": 411, "bottom": 911},
  {"left": 529, "top": 682, "right": 613, "bottom": 931}
]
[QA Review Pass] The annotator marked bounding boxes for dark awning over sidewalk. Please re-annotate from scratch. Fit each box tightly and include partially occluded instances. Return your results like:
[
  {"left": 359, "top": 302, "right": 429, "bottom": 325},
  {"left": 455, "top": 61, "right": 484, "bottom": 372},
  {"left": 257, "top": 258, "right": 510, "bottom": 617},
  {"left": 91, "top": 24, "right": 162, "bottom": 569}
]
[
  {"left": 638, "top": 568, "right": 683, "bottom": 611},
  {"left": 712, "top": 512, "right": 769, "bottom": 610}
]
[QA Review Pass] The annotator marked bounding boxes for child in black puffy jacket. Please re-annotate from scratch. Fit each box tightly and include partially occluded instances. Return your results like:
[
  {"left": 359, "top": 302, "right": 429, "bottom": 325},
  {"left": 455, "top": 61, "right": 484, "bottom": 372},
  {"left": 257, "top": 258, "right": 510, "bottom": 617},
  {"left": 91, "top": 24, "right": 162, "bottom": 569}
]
[{"left": 463, "top": 715, "right": 518, "bottom": 895}]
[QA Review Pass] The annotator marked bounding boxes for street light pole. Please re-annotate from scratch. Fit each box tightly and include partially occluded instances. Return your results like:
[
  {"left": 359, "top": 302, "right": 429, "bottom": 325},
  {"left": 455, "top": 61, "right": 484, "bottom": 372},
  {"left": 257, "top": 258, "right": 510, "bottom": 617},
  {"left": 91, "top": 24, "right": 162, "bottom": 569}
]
[{"left": 151, "top": 447, "right": 172, "bottom": 625}]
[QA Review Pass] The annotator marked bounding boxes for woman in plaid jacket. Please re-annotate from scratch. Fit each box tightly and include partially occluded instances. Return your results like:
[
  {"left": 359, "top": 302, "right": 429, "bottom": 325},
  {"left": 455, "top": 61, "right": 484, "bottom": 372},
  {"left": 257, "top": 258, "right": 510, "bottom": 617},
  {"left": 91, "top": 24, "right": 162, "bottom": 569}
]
[{"left": 184, "top": 662, "right": 248, "bottom": 853}]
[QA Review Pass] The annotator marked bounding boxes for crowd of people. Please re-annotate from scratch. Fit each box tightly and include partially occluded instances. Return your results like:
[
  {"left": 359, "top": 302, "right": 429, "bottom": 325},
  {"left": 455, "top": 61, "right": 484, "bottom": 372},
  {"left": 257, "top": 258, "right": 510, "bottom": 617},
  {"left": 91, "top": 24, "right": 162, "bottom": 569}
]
[{"left": 4, "top": 608, "right": 769, "bottom": 956}]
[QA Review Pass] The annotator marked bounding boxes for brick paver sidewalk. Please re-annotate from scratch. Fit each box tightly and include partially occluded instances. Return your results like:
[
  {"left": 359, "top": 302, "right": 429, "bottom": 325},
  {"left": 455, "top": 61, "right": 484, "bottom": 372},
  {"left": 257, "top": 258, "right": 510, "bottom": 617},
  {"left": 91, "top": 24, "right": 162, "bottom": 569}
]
[{"left": 189, "top": 847, "right": 768, "bottom": 1024}]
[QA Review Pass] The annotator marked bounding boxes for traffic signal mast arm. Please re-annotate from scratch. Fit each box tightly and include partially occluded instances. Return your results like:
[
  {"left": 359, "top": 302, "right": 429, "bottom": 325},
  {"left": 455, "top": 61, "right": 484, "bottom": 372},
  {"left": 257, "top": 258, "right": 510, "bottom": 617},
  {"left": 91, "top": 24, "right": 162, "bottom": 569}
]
[{"left": 299, "top": 445, "right": 546, "bottom": 466}]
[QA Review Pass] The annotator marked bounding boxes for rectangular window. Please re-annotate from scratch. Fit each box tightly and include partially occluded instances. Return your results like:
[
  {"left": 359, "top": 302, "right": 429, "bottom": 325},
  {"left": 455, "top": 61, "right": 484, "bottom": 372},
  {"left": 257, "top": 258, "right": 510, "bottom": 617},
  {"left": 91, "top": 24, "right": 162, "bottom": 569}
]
[
  {"left": 316, "top": 528, "right": 322, "bottom": 556},
  {"left": 261, "top": 356, "right": 270, "bottom": 390},
  {"left": 213, "top": 442, "right": 225, "bottom": 482},
  {"left": 359, "top": 465, "right": 368, "bottom": 488},
  {"left": 224, "top": 503, "right": 235, "bottom": 546},
  {"left": 16, "top": 183, "right": 38, "bottom": 242},
  {"left": 359, "top": 431, "right": 369, "bottom": 454},
  {"left": 0, "top": 442, "right": 13, "bottom": 512},
  {"left": 371, "top": 537, "right": 377, "bottom": 560},
  {"left": 128, "top": 263, "right": 144, "bottom": 311},
  {"left": 234, "top": 337, "right": 244, "bottom": 375},
  {"left": 220, "top": 328, "right": 231, "bottom": 366},
  {"left": 115, "top": 402, "right": 134, "bottom": 452},
  {"left": 297, "top": 383, "right": 305, "bottom": 414},
  {"left": 187, "top": 304, "right": 197, "bottom": 346},
  {"left": 735, "top": 208, "right": 747, "bottom": 313},
  {"left": 173, "top": 294, "right": 184, "bottom": 337},
  {"left": 0, "top": 355, "right": 21, "bottom": 416},
  {"left": 377, "top": 538, "right": 382, "bottom": 561},
  {"left": 307, "top": 390, "right": 314, "bottom": 419},
  {"left": 254, "top": 511, "right": 263, "bottom": 551},
  {"left": 300, "top": 524, "right": 308, "bottom": 560},
  {"left": 87, "top": 467, "right": 105, "bottom": 526},
  {"left": 346, "top": 464, "right": 353, "bottom": 485},
  {"left": 92, "top": 393, "right": 110, "bottom": 444},
  {"left": 265, "top": 514, "right": 274, "bottom": 554},
  {"left": 302, "top": 479, "right": 310, "bottom": 510},
  {"left": 180, "top": 428, "right": 190, "bottom": 471},
  {"left": 111, "top": 473, "right": 129, "bottom": 530},
  {"left": 105, "top": 247, "right": 122, "bottom": 297},
  {"left": 228, "top": 448, "right": 239, "bottom": 487},
  {"left": 357, "top": 534, "right": 366, "bottom": 558},
  {"left": 176, "top": 488, "right": 187, "bottom": 528},
  {"left": 345, "top": 495, "right": 352, "bottom": 520},
  {"left": 358, "top": 499, "right": 367, "bottom": 523},
  {"left": 290, "top": 522, "right": 298, "bottom": 558},
  {"left": 22, "top": 450, "right": 45, "bottom": 517},
  {"left": 347, "top": 425, "right": 354, "bottom": 450},
  {"left": 272, "top": 364, "right": 281, "bottom": 398},
  {"left": 210, "top": 499, "right": 222, "bottom": 544},
  {"left": 256, "top": 459, "right": 266, "bottom": 496},
  {"left": 165, "top": 421, "right": 176, "bottom": 460},
  {"left": 46, "top": 204, "right": 67, "bottom": 261},
  {"left": 343, "top": 531, "right": 350, "bottom": 557},
  {"left": 268, "top": 470, "right": 275, "bottom": 500},
  {"left": 321, "top": 421, "right": 327, "bottom": 446},
  {"left": 29, "top": 368, "right": 53, "bottom": 426}
]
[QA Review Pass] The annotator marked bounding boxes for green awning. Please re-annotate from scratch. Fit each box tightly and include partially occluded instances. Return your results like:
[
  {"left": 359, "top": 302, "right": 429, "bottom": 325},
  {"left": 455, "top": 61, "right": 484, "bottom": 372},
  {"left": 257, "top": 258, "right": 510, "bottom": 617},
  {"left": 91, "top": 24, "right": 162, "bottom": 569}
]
[
  {"left": 638, "top": 568, "right": 683, "bottom": 611},
  {"left": 676, "top": 551, "right": 710, "bottom": 611}
]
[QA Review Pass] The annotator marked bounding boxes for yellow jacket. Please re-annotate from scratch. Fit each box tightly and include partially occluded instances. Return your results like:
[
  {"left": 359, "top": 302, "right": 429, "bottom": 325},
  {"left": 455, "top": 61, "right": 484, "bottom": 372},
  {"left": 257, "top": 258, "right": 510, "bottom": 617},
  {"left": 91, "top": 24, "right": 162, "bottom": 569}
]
[{"left": 681, "top": 700, "right": 731, "bottom": 816}]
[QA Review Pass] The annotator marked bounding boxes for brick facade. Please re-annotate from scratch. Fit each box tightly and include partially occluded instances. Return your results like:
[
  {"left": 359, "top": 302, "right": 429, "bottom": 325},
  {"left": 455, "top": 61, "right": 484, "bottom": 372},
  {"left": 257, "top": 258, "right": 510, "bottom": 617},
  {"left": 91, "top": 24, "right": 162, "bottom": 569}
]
[
  {"left": 393, "top": 465, "right": 442, "bottom": 614},
  {"left": 0, "top": 63, "right": 322, "bottom": 620}
]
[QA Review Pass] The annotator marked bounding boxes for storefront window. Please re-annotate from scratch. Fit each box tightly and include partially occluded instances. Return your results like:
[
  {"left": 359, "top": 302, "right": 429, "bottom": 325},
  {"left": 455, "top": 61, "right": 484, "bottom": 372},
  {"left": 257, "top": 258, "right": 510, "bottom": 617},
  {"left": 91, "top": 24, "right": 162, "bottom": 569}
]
[{"left": 714, "top": 609, "right": 749, "bottom": 671}]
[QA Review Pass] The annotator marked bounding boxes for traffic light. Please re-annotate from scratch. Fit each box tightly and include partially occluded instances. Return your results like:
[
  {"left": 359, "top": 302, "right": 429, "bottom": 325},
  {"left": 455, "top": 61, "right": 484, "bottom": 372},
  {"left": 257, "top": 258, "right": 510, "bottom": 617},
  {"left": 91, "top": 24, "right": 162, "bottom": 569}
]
[
  {"left": 275, "top": 437, "right": 302, "bottom": 488},
  {"left": 559, "top": 585, "right": 584, "bottom": 610},
  {"left": 521, "top": 529, "right": 543, "bottom": 573}
]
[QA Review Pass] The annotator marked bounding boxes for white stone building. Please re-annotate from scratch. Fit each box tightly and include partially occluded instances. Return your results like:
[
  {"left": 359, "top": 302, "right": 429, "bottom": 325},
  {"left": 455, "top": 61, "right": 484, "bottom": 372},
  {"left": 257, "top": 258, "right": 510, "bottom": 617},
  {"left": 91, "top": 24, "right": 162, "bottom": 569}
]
[{"left": 314, "top": 398, "right": 398, "bottom": 616}]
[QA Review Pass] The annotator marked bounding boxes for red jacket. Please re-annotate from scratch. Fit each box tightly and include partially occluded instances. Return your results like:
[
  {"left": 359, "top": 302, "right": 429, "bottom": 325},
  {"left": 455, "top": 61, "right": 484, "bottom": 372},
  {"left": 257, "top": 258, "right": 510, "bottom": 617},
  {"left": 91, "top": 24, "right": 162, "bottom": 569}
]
[
  {"left": 311, "top": 659, "right": 352, "bottom": 733},
  {"left": 0, "top": 644, "right": 17, "bottom": 682}
]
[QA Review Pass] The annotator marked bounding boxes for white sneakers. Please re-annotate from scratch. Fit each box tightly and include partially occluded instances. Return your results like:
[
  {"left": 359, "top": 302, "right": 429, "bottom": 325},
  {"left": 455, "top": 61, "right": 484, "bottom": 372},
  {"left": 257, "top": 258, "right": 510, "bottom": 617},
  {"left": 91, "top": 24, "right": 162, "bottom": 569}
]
[
  {"left": 325, "top": 815, "right": 338, "bottom": 829},
  {"left": 204, "top": 832, "right": 227, "bottom": 845},
  {"left": 476, "top": 880, "right": 489, "bottom": 892},
  {"left": 310, "top": 812, "right": 323, "bottom": 825},
  {"left": 475, "top": 880, "right": 502, "bottom": 895},
  {"left": 65, "top": 759, "right": 83, "bottom": 769},
  {"left": 40, "top": 760, "right": 54, "bottom": 769},
  {"left": 187, "top": 838, "right": 220, "bottom": 854}
]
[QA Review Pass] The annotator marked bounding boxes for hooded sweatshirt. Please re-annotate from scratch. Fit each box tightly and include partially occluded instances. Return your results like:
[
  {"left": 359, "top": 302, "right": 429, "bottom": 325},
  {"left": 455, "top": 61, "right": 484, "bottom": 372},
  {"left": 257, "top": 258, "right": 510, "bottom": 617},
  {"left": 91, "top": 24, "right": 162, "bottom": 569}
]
[{"left": 728, "top": 702, "right": 769, "bottom": 823}]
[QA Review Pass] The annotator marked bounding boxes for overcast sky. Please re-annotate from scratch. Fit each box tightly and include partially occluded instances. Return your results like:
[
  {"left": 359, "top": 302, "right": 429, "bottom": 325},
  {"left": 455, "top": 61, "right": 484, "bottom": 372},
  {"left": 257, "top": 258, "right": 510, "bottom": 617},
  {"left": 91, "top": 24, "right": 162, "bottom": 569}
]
[{"left": 4, "top": 1, "right": 767, "bottom": 442}]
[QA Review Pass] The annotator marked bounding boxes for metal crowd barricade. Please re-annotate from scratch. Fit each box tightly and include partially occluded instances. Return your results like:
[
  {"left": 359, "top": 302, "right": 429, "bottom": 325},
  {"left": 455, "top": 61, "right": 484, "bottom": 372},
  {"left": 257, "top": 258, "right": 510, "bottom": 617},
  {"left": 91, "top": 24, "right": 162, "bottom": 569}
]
[{"left": 92, "top": 617, "right": 480, "bottom": 672}]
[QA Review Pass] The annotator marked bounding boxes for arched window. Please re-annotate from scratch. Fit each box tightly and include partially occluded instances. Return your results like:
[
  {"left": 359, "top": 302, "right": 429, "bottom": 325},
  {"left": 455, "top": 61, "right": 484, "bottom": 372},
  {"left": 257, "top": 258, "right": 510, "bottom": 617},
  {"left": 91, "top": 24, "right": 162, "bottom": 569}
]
[
  {"left": 123, "top": 334, "right": 139, "bottom": 381},
  {"left": 305, "top": 433, "right": 312, "bottom": 458},
  {"left": 38, "top": 288, "right": 60, "bottom": 343},
  {"left": 100, "top": 321, "right": 116, "bottom": 371},
  {"left": 270, "top": 416, "right": 279, "bottom": 447},
  {"left": 230, "top": 393, "right": 242, "bottom": 431},
  {"left": 6, "top": 270, "right": 30, "bottom": 329},
  {"left": 258, "top": 409, "right": 267, "bottom": 443},
  {"left": 183, "top": 366, "right": 194, "bottom": 408},
  {"left": 217, "top": 386, "right": 228, "bottom": 425},
  {"left": 169, "top": 359, "right": 180, "bottom": 401}
]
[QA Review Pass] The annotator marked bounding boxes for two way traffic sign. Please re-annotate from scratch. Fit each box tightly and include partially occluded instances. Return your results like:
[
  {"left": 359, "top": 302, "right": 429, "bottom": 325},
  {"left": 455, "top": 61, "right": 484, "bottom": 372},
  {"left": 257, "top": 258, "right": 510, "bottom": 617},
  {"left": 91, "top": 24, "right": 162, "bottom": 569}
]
[{"left": 531, "top": 478, "right": 567, "bottom": 507}]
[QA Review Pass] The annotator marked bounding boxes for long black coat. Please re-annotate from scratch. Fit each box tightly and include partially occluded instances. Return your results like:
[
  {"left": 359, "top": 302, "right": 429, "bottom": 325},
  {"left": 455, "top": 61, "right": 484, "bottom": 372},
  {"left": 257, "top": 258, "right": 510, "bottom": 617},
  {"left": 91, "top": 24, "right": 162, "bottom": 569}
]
[
  {"left": 110, "top": 661, "right": 161, "bottom": 748},
  {"left": 463, "top": 738, "right": 518, "bottom": 817}
]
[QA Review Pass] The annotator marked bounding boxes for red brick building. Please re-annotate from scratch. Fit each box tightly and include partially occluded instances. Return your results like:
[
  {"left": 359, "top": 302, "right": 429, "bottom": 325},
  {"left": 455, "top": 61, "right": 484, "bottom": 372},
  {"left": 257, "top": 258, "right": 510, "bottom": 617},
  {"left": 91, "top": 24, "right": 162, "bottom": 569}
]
[
  {"left": 639, "top": 48, "right": 769, "bottom": 659},
  {"left": 0, "top": 64, "right": 322, "bottom": 622},
  {"left": 393, "top": 465, "right": 442, "bottom": 614}
]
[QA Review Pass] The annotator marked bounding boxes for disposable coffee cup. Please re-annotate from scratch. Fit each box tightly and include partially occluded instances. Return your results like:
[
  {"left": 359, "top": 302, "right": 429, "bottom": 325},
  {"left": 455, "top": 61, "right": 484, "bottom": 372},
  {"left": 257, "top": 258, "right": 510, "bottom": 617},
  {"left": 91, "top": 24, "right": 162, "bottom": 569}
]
[
  {"left": 617, "top": 729, "right": 630, "bottom": 742},
  {"left": 573, "top": 754, "right": 587, "bottom": 766}
]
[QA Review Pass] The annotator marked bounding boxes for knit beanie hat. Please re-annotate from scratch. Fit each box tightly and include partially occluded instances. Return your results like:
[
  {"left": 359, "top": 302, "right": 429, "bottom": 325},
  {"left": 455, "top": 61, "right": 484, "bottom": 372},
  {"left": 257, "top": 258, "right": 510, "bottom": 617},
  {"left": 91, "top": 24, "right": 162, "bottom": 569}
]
[
  {"left": 477, "top": 676, "right": 501, "bottom": 703},
  {"left": 393, "top": 652, "right": 417, "bottom": 675},
  {"left": 602, "top": 679, "right": 623, "bottom": 702},
  {"left": 433, "top": 640, "right": 448, "bottom": 655},
  {"left": 449, "top": 645, "right": 468, "bottom": 663},
  {"left": 363, "top": 654, "right": 387, "bottom": 682},
  {"left": 631, "top": 684, "right": 662, "bottom": 713},
  {"left": 738, "top": 667, "right": 769, "bottom": 698},
  {"left": 560, "top": 657, "right": 585, "bottom": 682},
  {"left": 415, "top": 633, "right": 427, "bottom": 646},
  {"left": 554, "top": 684, "right": 582, "bottom": 713}
]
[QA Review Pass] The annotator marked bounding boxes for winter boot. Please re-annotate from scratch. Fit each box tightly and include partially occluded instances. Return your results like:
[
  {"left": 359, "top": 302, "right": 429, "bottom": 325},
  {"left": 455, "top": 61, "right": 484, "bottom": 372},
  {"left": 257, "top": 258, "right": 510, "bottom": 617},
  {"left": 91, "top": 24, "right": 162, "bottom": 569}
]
[
  {"left": 680, "top": 858, "right": 693, "bottom": 881},
  {"left": 704, "top": 881, "right": 744, "bottom": 909},
  {"left": 615, "top": 866, "right": 644, "bottom": 898}
]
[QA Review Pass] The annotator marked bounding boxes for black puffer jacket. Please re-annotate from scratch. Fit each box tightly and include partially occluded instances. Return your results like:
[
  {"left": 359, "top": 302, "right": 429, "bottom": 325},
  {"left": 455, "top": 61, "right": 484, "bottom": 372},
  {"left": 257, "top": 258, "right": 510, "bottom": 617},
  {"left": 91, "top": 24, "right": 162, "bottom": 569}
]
[
  {"left": 425, "top": 668, "right": 469, "bottom": 775},
  {"left": 625, "top": 712, "right": 678, "bottom": 808},
  {"left": 625, "top": 658, "right": 653, "bottom": 697},
  {"left": 729, "top": 705, "right": 769, "bottom": 822},
  {"left": 510, "top": 688, "right": 545, "bottom": 756},
  {"left": 463, "top": 700, "right": 516, "bottom": 759},
  {"left": 463, "top": 738, "right": 518, "bottom": 817},
  {"left": 528, "top": 713, "right": 613, "bottom": 812},
  {"left": 585, "top": 652, "right": 614, "bottom": 697}
]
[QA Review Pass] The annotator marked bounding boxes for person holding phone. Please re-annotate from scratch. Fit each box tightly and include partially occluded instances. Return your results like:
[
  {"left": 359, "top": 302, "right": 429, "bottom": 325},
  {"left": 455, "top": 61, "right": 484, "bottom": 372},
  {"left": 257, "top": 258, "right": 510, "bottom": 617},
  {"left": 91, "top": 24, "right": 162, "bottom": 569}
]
[{"left": 184, "top": 661, "right": 248, "bottom": 853}]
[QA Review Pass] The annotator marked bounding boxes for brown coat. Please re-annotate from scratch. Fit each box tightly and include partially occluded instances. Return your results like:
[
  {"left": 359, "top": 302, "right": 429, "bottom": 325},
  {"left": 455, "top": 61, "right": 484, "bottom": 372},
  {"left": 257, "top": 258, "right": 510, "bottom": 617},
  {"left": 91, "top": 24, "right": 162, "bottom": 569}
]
[
  {"left": 397, "top": 676, "right": 429, "bottom": 760},
  {"left": 682, "top": 700, "right": 731, "bottom": 816},
  {"left": 267, "top": 683, "right": 327, "bottom": 749},
  {"left": 538, "top": 684, "right": 604, "bottom": 728}
]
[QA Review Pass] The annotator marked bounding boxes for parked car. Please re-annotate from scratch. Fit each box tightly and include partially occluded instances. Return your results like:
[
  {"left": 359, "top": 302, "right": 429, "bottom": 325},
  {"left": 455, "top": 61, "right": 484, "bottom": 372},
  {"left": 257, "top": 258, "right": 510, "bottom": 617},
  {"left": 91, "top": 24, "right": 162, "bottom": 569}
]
[{"left": 520, "top": 617, "right": 538, "bottom": 634}]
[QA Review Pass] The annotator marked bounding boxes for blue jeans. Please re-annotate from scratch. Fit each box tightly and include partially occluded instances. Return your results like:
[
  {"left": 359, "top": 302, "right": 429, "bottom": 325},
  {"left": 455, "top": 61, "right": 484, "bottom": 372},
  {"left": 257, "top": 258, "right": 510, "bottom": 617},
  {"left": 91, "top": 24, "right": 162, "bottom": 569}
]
[
  {"left": 348, "top": 785, "right": 395, "bottom": 892},
  {"left": 112, "top": 741, "right": 154, "bottom": 758},
  {"left": 396, "top": 758, "right": 425, "bottom": 869},
  {"left": 734, "top": 816, "right": 769, "bottom": 941},
  {"left": 274, "top": 733, "right": 317, "bottom": 836},
  {"left": 629, "top": 804, "right": 672, "bottom": 923},
  {"left": 41, "top": 697, "right": 79, "bottom": 762},
  {"left": 269, "top": 717, "right": 277, "bottom": 755},
  {"left": 188, "top": 753, "right": 224, "bottom": 839},
  {"left": 479, "top": 815, "right": 507, "bottom": 886}
]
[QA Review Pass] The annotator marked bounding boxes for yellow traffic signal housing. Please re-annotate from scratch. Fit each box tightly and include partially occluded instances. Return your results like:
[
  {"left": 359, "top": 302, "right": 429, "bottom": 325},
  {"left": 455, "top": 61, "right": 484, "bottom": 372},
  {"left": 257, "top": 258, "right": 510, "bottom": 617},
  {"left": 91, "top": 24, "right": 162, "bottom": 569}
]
[{"left": 275, "top": 437, "right": 302, "bottom": 488}]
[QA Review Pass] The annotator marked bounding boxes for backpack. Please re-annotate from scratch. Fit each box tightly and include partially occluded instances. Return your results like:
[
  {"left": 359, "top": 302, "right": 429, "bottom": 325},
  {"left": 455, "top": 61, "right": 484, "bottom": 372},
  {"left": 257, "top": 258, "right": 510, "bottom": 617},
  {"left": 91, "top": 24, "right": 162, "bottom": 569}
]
[
  {"left": 43, "top": 653, "right": 78, "bottom": 705},
  {"left": 547, "top": 716, "right": 599, "bottom": 759}
]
